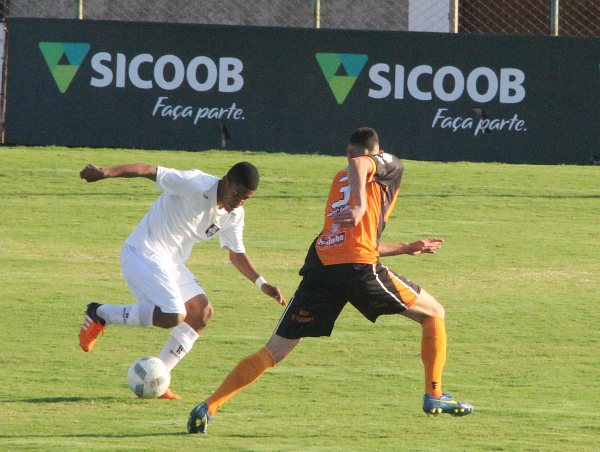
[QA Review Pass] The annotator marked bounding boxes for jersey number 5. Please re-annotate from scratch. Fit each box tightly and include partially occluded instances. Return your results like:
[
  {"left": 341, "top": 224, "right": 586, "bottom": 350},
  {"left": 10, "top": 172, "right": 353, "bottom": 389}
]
[{"left": 331, "top": 176, "right": 350, "bottom": 209}]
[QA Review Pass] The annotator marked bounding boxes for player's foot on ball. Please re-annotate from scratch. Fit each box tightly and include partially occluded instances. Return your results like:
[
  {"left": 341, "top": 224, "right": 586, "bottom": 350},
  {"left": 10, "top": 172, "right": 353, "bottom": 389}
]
[
  {"left": 79, "top": 302, "right": 106, "bottom": 352},
  {"left": 158, "top": 388, "right": 181, "bottom": 400},
  {"left": 187, "top": 402, "right": 212, "bottom": 434},
  {"left": 423, "top": 393, "right": 474, "bottom": 417}
]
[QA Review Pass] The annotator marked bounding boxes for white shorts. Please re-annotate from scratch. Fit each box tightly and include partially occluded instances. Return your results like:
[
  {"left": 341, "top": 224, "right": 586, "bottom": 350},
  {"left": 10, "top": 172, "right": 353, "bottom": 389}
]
[{"left": 120, "top": 244, "right": 204, "bottom": 315}]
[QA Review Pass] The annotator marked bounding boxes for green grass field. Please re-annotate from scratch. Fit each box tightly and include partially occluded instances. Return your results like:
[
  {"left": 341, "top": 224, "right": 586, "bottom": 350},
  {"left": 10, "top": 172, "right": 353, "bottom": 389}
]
[{"left": 1, "top": 146, "right": 599, "bottom": 451}]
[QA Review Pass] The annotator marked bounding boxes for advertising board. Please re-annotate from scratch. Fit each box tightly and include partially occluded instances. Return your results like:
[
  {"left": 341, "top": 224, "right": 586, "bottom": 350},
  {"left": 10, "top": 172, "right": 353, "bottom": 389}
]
[{"left": 5, "top": 18, "right": 600, "bottom": 164}]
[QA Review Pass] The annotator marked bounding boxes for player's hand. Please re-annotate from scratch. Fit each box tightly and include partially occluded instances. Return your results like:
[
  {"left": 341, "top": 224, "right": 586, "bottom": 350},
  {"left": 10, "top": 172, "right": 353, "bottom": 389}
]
[
  {"left": 333, "top": 205, "right": 366, "bottom": 228},
  {"left": 80, "top": 164, "right": 105, "bottom": 182},
  {"left": 408, "top": 238, "right": 444, "bottom": 255},
  {"left": 261, "top": 283, "right": 287, "bottom": 306}
]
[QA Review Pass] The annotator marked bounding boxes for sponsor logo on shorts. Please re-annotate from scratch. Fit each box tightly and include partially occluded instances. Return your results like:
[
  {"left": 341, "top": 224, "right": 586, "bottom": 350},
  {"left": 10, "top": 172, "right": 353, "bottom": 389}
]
[{"left": 291, "top": 310, "right": 314, "bottom": 323}]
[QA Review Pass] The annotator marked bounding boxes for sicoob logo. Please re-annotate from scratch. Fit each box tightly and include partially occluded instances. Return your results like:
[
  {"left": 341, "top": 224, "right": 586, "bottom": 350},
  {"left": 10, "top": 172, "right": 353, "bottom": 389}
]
[
  {"left": 39, "top": 42, "right": 91, "bottom": 93},
  {"left": 316, "top": 53, "right": 368, "bottom": 104}
]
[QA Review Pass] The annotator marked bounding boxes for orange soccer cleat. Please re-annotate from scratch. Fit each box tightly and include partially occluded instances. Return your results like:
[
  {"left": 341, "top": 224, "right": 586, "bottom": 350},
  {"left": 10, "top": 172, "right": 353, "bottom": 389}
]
[
  {"left": 79, "top": 302, "right": 106, "bottom": 352},
  {"left": 159, "top": 387, "right": 181, "bottom": 400}
]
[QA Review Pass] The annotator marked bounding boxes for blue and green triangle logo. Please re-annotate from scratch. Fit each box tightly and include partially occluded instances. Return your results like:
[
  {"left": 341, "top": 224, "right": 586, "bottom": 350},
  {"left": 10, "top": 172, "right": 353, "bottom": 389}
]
[
  {"left": 316, "top": 53, "right": 368, "bottom": 104},
  {"left": 39, "top": 42, "right": 91, "bottom": 93}
]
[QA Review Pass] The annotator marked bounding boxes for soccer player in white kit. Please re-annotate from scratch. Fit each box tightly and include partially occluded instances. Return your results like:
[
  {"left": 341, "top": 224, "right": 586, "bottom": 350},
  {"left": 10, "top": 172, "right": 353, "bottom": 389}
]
[{"left": 78, "top": 161, "right": 286, "bottom": 399}]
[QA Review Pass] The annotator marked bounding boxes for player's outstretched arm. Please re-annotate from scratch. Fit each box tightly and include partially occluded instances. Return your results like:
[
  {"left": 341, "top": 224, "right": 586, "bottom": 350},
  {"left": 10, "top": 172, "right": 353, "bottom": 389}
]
[
  {"left": 80, "top": 163, "right": 158, "bottom": 182},
  {"left": 228, "top": 250, "right": 286, "bottom": 306},
  {"left": 378, "top": 238, "right": 444, "bottom": 257}
]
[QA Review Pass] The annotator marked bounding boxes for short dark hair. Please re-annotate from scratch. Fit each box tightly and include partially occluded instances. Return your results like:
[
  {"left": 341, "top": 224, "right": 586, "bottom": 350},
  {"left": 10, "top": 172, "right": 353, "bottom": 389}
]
[
  {"left": 227, "top": 162, "right": 260, "bottom": 191},
  {"left": 348, "top": 127, "right": 379, "bottom": 152}
]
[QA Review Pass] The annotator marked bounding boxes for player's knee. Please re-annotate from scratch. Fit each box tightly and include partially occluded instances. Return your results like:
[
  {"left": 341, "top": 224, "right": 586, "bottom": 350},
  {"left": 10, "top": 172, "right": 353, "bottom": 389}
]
[
  {"left": 154, "top": 310, "right": 185, "bottom": 329},
  {"left": 428, "top": 301, "right": 445, "bottom": 319},
  {"left": 419, "top": 290, "right": 445, "bottom": 319},
  {"left": 174, "top": 312, "right": 186, "bottom": 326},
  {"left": 265, "top": 335, "right": 299, "bottom": 363},
  {"left": 184, "top": 296, "right": 213, "bottom": 330},
  {"left": 199, "top": 302, "right": 214, "bottom": 324}
]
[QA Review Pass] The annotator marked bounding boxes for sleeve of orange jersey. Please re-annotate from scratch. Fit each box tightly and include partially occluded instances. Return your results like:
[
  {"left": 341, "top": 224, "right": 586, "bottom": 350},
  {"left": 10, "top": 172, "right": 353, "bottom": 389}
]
[
  {"left": 348, "top": 156, "right": 375, "bottom": 210},
  {"left": 334, "top": 156, "right": 375, "bottom": 228}
]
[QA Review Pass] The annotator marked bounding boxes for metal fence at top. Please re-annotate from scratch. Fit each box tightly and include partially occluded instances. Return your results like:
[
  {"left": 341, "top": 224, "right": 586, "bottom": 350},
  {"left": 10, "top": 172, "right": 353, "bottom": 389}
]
[
  {"left": 457, "top": 0, "right": 600, "bottom": 37},
  {"left": 1, "top": 1, "right": 600, "bottom": 36}
]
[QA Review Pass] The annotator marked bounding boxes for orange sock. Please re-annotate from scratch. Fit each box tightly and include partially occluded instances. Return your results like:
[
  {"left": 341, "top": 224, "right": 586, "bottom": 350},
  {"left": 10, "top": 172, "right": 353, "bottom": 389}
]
[
  {"left": 421, "top": 316, "right": 447, "bottom": 397},
  {"left": 205, "top": 347, "right": 275, "bottom": 416}
]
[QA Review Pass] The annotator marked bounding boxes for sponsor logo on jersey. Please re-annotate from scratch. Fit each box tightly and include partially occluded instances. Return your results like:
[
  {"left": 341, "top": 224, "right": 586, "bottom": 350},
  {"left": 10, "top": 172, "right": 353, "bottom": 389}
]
[
  {"left": 317, "top": 231, "right": 346, "bottom": 247},
  {"left": 205, "top": 223, "right": 221, "bottom": 237}
]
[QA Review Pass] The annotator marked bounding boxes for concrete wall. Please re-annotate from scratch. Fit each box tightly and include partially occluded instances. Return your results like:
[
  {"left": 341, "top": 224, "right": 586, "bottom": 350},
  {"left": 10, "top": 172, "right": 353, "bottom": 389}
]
[{"left": 6, "top": 0, "right": 413, "bottom": 31}]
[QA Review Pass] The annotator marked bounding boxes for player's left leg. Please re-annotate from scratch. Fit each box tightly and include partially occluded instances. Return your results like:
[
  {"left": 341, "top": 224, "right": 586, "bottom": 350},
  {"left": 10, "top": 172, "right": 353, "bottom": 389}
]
[
  {"left": 155, "top": 279, "right": 211, "bottom": 400},
  {"left": 188, "top": 334, "right": 300, "bottom": 433},
  {"left": 188, "top": 264, "right": 346, "bottom": 433},
  {"left": 157, "top": 293, "right": 211, "bottom": 373},
  {"left": 205, "top": 334, "right": 299, "bottom": 415}
]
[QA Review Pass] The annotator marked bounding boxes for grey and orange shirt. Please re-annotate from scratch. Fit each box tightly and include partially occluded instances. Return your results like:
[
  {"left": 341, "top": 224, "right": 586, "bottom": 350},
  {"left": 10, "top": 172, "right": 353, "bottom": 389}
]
[{"left": 302, "top": 152, "right": 404, "bottom": 272}]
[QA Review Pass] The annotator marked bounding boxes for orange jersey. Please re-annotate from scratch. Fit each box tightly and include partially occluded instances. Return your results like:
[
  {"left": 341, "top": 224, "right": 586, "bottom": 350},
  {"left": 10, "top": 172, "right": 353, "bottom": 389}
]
[{"left": 315, "top": 153, "right": 404, "bottom": 265}]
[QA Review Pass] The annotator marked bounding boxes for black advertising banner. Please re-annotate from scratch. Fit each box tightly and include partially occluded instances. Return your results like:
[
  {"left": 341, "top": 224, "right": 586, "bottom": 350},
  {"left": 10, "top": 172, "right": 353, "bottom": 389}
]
[{"left": 5, "top": 18, "right": 600, "bottom": 164}]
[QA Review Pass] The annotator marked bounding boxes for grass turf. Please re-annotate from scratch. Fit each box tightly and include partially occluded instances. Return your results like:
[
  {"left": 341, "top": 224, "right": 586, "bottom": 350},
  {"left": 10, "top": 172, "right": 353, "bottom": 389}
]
[{"left": 0, "top": 146, "right": 599, "bottom": 451}]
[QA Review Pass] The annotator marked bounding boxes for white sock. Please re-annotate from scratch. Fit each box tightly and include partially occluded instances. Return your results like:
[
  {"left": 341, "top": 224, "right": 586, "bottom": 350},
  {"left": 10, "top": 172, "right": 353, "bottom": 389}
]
[
  {"left": 97, "top": 301, "right": 154, "bottom": 328},
  {"left": 157, "top": 322, "right": 200, "bottom": 372}
]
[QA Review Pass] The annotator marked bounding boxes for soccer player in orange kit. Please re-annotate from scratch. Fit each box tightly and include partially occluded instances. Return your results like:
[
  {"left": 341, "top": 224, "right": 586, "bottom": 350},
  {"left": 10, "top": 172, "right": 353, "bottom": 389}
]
[{"left": 187, "top": 127, "right": 473, "bottom": 434}]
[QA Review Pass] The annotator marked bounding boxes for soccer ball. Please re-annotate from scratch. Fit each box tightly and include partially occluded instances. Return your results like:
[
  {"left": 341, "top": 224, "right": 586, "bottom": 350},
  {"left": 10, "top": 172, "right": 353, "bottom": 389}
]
[{"left": 127, "top": 356, "right": 171, "bottom": 398}]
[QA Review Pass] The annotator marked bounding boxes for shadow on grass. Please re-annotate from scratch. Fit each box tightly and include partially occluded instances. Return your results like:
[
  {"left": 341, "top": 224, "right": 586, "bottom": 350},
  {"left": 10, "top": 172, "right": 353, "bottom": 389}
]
[
  {"left": 4, "top": 396, "right": 133, "bottom": 403},
  {"left": 4, "top": 192, "right": 600, "bottom": 199},
  {"left": 224, "top": 433, "right": 284, "bottom": 438},
  {"left": 2, "top": 193, "right": 153, "bottom": 197},
  {"left": 3, "top": 192, "right": 327, "bottom": 200},
  {"left": 402, "top": 194, "right": 600, "bottom": 199},
  {"left": 0, "top": 433, "right": 188, "bottom": 438}
]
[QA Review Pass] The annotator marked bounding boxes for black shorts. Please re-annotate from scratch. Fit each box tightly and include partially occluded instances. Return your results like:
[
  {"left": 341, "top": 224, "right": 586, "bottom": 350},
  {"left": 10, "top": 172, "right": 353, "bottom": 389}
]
[{"left": 275, "top": 261, "right": 421, "bottom": 340}]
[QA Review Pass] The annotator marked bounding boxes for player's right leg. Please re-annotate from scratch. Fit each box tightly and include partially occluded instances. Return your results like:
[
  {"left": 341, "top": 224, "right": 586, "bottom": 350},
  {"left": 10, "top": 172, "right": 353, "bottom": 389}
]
[
  {"left": 422, "top": 393, "right": 474, "bottom": 417},
  {"left": 79, "top": 244, "right": 182, "bottom": 351},
  {"left": 401, "top": 289, "right": 447, "bottom": 397},
  {"left": 78, "top": 300, "right": 157, "bottom": 352},
  {"left": 401, "top": 289, "right": 473, "bottom": 416},
  {"left": 79, "top": 302, "right": 107, "bottom": 352}
]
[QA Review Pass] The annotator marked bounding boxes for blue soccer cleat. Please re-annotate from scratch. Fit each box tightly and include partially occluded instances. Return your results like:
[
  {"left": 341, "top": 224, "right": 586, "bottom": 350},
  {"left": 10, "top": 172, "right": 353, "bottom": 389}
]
[
  {"left": 187, "top": 402, "right": 212, "bottom": 434},
  {"left": 423, "top": 393, "right": 474, "bottom": 417}
]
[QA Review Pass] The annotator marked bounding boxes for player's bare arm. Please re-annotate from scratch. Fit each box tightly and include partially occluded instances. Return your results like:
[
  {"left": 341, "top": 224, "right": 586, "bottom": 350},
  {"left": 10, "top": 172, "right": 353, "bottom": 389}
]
[
  {"left": 80, "top": 163, "right": 158, "bottom": 182},
  {"left": 333, "top": 156, "right": 374, "bottom": 228},
  {"left": 228, "top": 250, "right": 286, "bottom": 306},
  {"left": 378, "top": 238, "right": 444, "bottom": 257}
]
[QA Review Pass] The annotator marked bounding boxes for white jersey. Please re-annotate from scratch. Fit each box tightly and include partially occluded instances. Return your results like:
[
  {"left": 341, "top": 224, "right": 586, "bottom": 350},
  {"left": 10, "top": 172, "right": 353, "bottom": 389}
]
[{"left": 125, "top": 166, "right": 245, "bottom": 264}]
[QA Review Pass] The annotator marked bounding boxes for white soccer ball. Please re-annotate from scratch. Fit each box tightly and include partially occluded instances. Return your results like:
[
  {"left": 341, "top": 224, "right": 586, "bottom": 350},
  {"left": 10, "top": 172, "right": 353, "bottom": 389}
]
[{"left": 127, "top": 356, "right": 171, "bottom": 399}]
